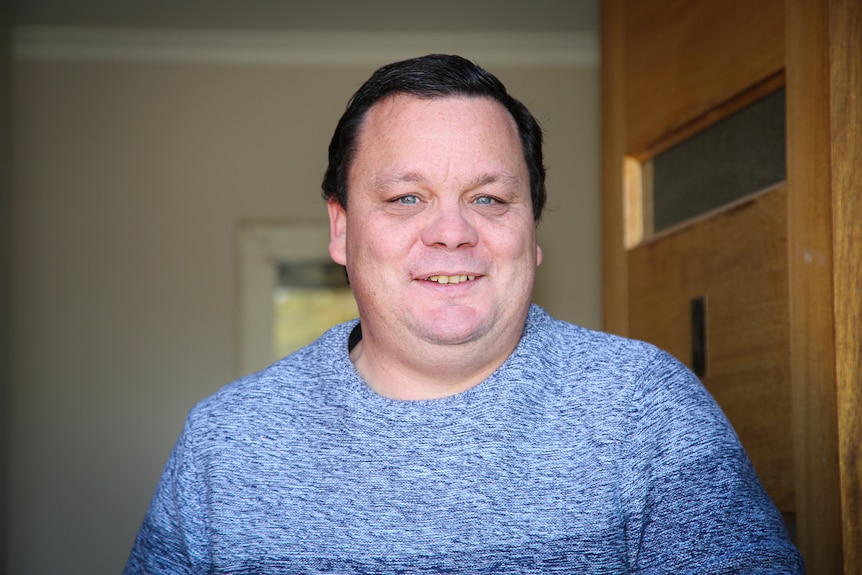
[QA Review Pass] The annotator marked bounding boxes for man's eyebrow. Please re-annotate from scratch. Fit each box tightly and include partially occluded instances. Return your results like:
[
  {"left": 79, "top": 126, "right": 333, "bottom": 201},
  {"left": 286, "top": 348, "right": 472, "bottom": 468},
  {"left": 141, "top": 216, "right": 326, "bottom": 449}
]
[
  {"left": 372, "top": 171, "right": 427, "bottom": 190},
  {"left": 372, "top": 170, "right": 523, "bottom": 191},
  {"left": 466, "top": 172, "right": 522, "bottom": 190}
]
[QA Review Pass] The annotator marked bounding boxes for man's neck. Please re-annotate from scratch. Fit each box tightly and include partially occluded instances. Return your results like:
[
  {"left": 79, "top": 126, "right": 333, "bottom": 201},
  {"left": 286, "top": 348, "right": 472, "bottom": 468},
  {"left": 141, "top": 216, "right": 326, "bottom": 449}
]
[{"left": 348, "top": 326, "right": 522, "bottom": 401}]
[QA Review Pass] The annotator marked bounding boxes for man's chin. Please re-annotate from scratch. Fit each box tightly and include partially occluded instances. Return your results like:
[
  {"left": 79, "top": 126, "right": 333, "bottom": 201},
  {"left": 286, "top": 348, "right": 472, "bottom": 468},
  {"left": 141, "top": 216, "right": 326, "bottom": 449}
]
[{"left": 409, "top": 307, "right": 493, "bottom": 346}]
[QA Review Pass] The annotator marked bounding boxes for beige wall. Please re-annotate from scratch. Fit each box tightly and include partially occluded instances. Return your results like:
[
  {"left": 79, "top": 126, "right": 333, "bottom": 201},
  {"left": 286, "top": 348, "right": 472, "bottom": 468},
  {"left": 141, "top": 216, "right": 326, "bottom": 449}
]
[
  {"left": 8, "top": 42, "right": 598, "bottom": 574},
  {"left": 1, "top": 8, "right": 12, "bottom": 571}
]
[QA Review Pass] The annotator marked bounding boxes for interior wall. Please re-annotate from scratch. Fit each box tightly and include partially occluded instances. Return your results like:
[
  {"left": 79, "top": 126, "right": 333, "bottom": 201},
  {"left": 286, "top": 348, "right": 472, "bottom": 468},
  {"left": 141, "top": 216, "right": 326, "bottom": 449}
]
[
  {"left": 1, "top": 5, "right": 12, "bottom": 571},
  {"left": 8, "top": 45, "right": 598, "bottom": 574}
]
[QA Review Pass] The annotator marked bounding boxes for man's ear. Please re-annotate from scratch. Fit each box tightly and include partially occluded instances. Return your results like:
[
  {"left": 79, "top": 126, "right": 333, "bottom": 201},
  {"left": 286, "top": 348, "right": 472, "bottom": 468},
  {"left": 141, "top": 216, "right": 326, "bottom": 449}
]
[
  {"left": 536, "top": 244, "right": 543, "bottom": 267},
  {"left": 327, "top": 199, "right": 348, "bottom": 265}
]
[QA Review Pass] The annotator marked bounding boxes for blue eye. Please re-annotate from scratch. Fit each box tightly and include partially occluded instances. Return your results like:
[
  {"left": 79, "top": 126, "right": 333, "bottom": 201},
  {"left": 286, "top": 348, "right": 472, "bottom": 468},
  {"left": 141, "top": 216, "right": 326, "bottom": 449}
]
[
  {"left": 397, "top": 195, "right": 419, "bottom": 205},
  {"left": 475, "top": 196, "right": 496, "bottom": 205}
]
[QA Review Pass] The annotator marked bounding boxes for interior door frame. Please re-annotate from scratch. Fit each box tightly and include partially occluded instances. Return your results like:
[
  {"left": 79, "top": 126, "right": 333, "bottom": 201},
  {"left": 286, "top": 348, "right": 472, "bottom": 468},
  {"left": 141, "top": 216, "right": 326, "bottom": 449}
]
[{"left": 600, "top": 0, "right": 861, "bottom": 572}]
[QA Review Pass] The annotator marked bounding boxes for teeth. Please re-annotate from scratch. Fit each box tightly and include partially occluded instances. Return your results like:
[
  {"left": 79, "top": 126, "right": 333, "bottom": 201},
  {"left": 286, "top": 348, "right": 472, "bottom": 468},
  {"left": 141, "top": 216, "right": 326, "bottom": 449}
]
[{"left": 428, "top": 275, "right": 475, "bottom": 284}]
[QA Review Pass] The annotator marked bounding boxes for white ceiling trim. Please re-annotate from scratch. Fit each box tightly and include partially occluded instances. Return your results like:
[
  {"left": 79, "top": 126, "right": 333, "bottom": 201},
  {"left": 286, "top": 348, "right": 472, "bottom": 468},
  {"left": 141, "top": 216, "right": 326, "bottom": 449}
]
[{"left": 12, "top": 26, "right": 597, "bottom": 67}]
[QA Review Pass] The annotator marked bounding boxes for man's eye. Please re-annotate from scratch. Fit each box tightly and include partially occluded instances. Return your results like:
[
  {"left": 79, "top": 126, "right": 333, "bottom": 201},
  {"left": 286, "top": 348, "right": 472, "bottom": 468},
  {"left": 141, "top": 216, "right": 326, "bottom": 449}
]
[
  {"left": 475, "top": 196, "right": 497, "bottom": 205},
  {"left": 396, "top": 195, "right": 419, "bottom": 205}
]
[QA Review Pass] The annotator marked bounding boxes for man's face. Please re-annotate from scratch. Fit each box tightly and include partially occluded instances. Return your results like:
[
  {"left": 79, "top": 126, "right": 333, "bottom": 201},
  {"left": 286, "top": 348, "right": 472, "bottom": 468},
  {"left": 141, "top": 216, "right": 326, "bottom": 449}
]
[{"left": 328, "top": 94, "right": 542, "bottom": 351}]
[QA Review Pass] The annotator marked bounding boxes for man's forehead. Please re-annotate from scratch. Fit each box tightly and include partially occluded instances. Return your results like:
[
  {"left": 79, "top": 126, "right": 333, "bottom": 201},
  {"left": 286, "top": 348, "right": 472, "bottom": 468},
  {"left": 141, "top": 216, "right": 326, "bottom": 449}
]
[
  {"left": 343, "top": 93, "right": 528, "bottom": 202},
  {"left": 360, "top": 93, "right": 515, "bottom": 133}
]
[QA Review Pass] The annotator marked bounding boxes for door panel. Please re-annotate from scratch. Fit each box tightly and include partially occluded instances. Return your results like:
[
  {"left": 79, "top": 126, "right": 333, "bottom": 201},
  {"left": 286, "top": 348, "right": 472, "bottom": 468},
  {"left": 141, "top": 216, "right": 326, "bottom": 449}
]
[
  {"left": 609, "top": 0, "right": 794, "bottom": 517},
  {"left": 627, "top": 185, "right": 793, "bottom": 512},
  {"left": 604, "top": 0, "right": 858, "bottom": 571}
]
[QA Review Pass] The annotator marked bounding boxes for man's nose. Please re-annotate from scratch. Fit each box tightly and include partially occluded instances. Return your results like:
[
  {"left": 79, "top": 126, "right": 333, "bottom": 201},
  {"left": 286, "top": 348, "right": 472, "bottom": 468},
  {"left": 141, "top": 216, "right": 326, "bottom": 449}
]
[{"left": 420, "top": 202, "right": 479, "bottom": 249}]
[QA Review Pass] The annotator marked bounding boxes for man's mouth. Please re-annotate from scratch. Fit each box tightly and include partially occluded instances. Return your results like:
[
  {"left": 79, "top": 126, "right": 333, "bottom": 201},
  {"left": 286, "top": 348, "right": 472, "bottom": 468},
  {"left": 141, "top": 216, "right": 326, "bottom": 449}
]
[{"left": 426, "top": 275, "right": 476, "bottom": 285}]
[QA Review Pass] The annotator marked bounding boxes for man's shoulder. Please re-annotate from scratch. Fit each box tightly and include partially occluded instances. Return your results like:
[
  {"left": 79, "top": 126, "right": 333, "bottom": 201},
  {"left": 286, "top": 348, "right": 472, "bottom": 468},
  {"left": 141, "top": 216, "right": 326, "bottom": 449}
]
[
  {"left": 520, "top": 305, "right": 705, "bottom": 414},
  {"left": 189, "top": 320, "right": 358, "bottom": 423},
  {"left": 525, "top": 304, "right": 665, "bottom": 373}
]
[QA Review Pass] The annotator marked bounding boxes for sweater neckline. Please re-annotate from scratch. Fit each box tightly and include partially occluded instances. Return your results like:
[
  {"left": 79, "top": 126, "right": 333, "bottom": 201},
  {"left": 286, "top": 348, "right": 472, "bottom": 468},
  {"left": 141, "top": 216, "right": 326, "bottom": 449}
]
[{"left": 327, "top": 304, "right": 546, "bottom": 413}]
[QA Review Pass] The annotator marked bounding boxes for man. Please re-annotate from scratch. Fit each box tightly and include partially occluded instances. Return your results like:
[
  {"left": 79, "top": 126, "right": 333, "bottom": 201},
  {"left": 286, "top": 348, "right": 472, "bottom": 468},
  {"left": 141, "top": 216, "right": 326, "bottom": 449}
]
[{"left": 126, "top": 54, "right": 803, "bottom": 573}]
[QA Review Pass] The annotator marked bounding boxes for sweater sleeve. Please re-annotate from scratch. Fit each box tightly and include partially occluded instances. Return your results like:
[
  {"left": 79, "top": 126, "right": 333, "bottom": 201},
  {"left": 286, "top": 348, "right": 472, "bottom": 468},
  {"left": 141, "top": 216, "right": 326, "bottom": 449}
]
[
  {"left": 621, "top": 349, "right": 804, "bottom": 574},
  {"left": 124, "top": 416, "right": 211, "bottom": 575}
]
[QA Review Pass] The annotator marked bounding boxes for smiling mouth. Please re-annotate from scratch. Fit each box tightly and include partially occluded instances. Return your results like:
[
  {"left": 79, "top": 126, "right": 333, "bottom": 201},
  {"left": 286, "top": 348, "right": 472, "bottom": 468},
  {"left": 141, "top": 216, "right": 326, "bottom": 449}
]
[{"left": 426, "top": 275, "right": 476, "bottom": 285}]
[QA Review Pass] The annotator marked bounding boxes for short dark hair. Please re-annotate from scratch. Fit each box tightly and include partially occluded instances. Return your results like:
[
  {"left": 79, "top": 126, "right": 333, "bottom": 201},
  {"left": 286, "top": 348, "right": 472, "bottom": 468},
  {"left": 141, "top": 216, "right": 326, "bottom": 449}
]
[{"left": 321, "top": 54, "right": 547, "bottom": 221}]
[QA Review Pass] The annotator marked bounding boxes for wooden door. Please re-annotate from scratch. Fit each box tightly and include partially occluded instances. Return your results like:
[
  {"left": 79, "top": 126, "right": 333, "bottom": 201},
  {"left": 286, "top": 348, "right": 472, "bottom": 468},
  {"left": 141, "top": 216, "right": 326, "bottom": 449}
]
[{"left": 601, "top": 1, "right": 861, "bottom": 573}]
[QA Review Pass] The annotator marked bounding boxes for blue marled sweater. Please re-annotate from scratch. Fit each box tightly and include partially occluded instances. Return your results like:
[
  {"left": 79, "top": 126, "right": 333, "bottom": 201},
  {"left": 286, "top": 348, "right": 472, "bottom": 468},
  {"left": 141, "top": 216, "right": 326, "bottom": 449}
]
[{"left": 125, "top": 305, "right": 803, "bottom": 574}]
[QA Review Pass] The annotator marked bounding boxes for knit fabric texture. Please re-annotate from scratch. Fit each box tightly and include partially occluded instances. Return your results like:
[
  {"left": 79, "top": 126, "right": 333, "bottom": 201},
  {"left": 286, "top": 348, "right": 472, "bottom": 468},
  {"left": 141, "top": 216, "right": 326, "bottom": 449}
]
[{"left": 125, "top": 305, "right": 804, "bottom": 574}]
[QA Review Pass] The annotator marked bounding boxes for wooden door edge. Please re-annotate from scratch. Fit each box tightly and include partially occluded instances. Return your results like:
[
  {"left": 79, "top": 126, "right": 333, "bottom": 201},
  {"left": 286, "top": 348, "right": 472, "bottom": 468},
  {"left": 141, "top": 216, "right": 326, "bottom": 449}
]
[
  {"left": 600, "top": 0, "right": 629, "bottom": 336},
  {"left": 830, "top": 0, "right": 862, "bottom": 571},
  {"left": 786, "top": 0, "right": 845, "bottom": 571}
]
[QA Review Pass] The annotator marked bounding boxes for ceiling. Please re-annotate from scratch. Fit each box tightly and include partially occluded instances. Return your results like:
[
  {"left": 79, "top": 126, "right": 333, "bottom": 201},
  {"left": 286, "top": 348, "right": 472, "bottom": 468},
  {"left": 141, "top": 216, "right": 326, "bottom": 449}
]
[{"left": 12, "top": 0, "right": 599, "bottom": 34}]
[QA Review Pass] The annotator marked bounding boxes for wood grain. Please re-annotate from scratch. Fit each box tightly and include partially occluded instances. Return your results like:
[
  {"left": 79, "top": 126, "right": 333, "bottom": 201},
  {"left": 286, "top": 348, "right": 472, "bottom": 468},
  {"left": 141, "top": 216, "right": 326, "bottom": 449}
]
[
  {"left": 623, "top": 0, "right": 785, "bottom": 155},
  {"left": 628, "top": 186, "right": 795, "bottom": 512},
  {"left": 601, "top": 0, "right": 630, "bottom": 336},
  {"left": 830, "top": 0, "right": 862, "bottom": 570},
  {"left": 786, "top": 0, "right": 844, "bottom": 571}
]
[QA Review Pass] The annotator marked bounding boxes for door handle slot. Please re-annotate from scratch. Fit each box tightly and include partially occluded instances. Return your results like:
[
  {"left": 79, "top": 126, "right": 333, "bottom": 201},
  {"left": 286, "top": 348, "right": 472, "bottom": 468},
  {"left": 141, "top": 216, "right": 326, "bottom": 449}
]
[{"left": 691, "top": 296, "right": 708, "bottom": 377}]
